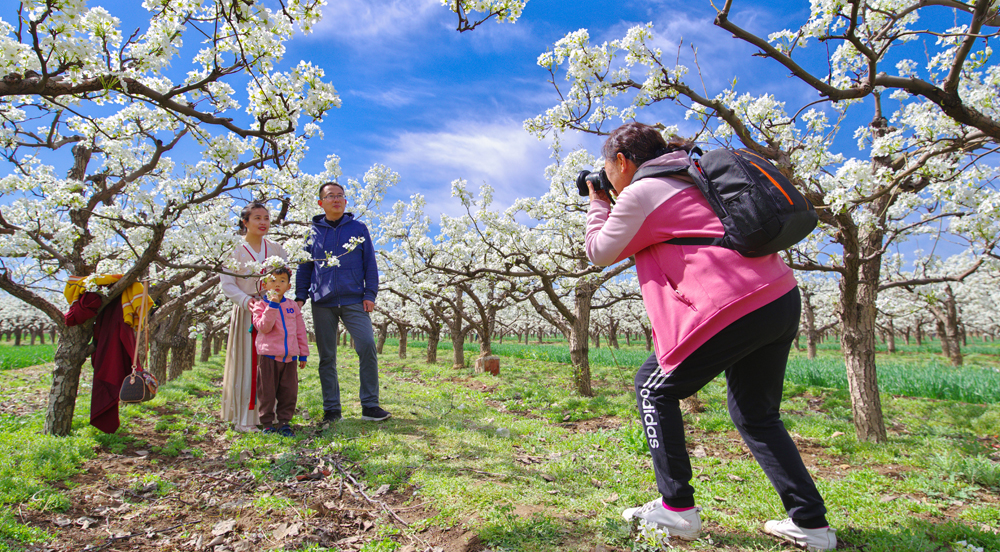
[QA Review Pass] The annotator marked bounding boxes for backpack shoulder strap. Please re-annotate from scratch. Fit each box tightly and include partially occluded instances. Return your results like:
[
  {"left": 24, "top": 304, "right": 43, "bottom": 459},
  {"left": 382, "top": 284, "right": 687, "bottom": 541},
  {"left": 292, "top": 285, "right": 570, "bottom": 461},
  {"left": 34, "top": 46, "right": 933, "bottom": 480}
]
[{"left": 630, "top": 164, "right": 689, "bottom": 185}]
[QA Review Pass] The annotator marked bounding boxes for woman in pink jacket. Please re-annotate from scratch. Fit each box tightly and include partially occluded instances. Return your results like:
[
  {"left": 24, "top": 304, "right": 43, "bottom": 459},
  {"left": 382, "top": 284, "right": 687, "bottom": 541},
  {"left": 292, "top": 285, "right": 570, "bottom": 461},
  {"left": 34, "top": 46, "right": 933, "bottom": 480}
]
[{"left": 586, "top": 123, "right": 835, "bottom": 551}]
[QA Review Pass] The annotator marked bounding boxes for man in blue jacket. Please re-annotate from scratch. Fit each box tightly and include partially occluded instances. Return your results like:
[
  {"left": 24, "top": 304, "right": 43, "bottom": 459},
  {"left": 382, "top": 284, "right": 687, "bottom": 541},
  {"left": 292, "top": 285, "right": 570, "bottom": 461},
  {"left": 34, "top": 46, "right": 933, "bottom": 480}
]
[{"left": 295, "top": 182, "right": 391, "bottom": 423}]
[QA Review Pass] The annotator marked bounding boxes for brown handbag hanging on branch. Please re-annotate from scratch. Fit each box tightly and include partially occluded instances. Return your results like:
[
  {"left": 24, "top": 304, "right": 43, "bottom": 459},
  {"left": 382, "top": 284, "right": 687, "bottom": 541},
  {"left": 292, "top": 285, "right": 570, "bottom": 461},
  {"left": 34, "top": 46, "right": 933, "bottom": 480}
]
[{"left": 120, "top": 284, "right": 158, "bottom": 403}]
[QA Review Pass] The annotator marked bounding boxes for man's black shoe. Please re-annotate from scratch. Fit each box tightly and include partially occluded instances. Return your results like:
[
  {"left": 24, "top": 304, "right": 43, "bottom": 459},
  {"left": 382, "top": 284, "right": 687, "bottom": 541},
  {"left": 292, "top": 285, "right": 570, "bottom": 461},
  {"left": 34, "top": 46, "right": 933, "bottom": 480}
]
[
  {"left": 360, "top": 406, "right": 391, "bottom": 421},
  {"left": 323, "top": 410, "right": 341, "bottom": 423}
]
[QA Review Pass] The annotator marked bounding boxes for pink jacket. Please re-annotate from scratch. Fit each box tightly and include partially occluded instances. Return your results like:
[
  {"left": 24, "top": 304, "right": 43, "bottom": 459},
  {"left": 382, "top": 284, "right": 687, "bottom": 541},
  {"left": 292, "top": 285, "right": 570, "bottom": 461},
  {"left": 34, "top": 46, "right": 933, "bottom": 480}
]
[
  {"left": 586, "top": 151, "right": 797, "bottom": 374},
  {"left": 251, "top": 297, "right": 310, "bottom": 363}
]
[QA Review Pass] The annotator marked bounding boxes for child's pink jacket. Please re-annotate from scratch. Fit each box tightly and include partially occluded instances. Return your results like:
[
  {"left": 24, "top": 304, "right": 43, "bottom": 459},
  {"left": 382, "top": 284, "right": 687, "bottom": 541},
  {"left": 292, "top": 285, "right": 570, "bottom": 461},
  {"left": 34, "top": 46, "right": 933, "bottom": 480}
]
[
  {"left": 251, "top": 297, "right": 310, "bottom": 363},
  {"left": 586, "top": 151, "right": 796, "bottom": 374}
]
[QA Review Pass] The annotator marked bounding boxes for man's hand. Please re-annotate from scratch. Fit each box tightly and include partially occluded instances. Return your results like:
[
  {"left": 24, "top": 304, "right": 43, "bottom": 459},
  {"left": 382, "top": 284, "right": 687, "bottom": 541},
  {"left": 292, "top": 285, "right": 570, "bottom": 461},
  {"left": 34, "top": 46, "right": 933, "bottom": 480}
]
[{"left": 363, "top": 300, "right": 374, "bottom": 312}]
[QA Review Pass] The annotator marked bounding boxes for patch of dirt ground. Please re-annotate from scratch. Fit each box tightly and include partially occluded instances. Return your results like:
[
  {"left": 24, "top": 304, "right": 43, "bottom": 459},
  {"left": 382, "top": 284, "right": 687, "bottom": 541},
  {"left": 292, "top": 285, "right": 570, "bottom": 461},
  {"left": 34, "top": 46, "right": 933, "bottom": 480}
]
[{"left": 8, "top": 370, "right": 485, "bottom": 552}]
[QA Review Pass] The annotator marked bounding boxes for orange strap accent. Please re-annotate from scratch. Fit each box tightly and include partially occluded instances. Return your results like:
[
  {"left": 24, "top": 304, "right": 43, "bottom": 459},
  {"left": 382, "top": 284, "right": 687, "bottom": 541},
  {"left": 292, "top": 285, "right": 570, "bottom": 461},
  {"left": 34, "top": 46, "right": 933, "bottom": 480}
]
[{"left": 747, "top": 160, "right": 794, "bottom": 205}]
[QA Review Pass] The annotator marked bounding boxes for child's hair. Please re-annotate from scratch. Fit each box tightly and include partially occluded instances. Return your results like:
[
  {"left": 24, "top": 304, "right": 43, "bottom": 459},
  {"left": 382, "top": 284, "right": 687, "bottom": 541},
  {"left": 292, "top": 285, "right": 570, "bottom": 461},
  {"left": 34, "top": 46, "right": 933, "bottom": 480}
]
[
  {"left": 238, "top": 200, "right": 268, "bottom": 235},
  {"left": 267, "top": 266, "right": 292, "bottom": 281}
]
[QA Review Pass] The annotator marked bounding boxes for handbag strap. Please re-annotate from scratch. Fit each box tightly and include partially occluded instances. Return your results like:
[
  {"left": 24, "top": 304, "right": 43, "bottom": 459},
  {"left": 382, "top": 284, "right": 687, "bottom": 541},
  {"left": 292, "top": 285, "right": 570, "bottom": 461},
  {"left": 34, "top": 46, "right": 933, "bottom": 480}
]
[{"left": 132, "top": 282, "right": 152, "bottom": 373}]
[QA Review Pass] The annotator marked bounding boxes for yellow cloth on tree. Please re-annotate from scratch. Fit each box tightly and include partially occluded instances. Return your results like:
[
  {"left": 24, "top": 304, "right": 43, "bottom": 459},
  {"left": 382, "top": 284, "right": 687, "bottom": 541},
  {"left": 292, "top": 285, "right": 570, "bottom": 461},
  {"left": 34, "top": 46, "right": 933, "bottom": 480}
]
[{"left": 64, "top": 274, "right": 152, "bottom": 330}]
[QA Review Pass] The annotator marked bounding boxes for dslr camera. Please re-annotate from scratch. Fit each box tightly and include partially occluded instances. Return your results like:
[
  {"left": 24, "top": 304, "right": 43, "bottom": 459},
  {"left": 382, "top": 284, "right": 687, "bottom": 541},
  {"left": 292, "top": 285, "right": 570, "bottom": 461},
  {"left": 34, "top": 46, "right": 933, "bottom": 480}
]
[{"left": 576, "top": 169, "right": 615, "bottom": 201}]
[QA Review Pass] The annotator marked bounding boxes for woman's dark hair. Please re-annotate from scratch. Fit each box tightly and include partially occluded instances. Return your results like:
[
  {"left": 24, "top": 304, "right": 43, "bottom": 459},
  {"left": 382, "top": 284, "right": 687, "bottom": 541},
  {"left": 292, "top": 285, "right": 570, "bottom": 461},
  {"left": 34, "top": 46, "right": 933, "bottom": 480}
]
[
  {"left": 318, "top": 181, "right": 345, "bottom": 199},
  {"left": 238, "top": 201, "right": 268, "bottom": 235},
  {"left": 602, "top": 122, "right": 696, "bottom": 166}
]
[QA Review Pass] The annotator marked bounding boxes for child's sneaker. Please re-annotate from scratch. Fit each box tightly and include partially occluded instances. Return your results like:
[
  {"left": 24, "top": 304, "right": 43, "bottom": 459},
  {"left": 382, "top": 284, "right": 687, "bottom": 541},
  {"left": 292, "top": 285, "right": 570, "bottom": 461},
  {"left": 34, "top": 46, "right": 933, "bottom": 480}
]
[
  {"left": 277, "top": 424, "right": 295, "bottom": 438},
  {"left": 622, "top": 499, "right": 701, "bottom": 541},
  {"left": 764, "top": 518, "right": 837, "bottom": 551},
  {"left": 262, "top": 426, "right": 278, "bottom": 434}
]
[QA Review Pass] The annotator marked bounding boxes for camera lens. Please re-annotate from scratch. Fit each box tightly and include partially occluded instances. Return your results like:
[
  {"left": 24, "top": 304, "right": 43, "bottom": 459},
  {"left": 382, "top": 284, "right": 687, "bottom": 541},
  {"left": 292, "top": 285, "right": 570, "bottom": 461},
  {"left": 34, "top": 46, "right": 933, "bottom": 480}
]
[{"left": 575, "top": 170, "right": 592, "bottom": 196}]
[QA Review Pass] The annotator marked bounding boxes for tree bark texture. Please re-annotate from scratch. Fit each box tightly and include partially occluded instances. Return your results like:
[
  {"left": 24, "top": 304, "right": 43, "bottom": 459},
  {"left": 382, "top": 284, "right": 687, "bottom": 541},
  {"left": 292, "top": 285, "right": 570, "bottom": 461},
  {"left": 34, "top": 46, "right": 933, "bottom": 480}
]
[
  {"left": 839, "top": 222, "right": 887, "bottom": 443},
  {"left": 200, "top": 333, "right": 213, "bottom": 362},
  {"left": 44, "top": 324, "right": 94, "bottom": 436},
  {"left": 928, "top": 285, "right": 963, "bottom": 366},
  {"left": 426, "top": 324, "right": 440, "bottom": 364},
  {"left": 569, "top": 279, "right": 596, "bottom": 397},
  {"left": 396, "top": 322, "right": 409, "bottom": 360},
  {"left": 376, "top": 321, "right": 389, "bottom": 354},
  {"left": 451, "top": 329, "right": 466, "bottom": 369}
]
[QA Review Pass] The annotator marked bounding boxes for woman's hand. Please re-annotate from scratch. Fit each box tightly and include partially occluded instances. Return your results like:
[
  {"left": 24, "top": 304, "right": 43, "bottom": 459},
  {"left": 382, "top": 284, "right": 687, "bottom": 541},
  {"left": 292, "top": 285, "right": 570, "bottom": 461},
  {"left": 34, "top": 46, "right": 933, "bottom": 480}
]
[{"left": 587, "top": 181, "right": 613, "bottom": 203}]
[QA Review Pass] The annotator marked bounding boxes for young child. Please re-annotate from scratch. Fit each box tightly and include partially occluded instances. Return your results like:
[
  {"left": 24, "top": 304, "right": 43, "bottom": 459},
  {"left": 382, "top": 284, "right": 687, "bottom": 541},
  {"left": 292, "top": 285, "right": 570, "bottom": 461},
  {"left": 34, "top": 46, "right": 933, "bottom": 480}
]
[{"left": 251, "top": 267, "right": 309, "bottom": 437}]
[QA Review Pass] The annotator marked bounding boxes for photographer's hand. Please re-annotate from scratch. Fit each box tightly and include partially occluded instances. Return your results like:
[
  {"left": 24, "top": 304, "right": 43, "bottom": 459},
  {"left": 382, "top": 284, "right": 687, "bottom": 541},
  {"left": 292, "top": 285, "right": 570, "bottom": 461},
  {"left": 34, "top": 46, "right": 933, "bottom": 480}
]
[{"left": 587, "top": 181, "right": 612, "bottom": 204}]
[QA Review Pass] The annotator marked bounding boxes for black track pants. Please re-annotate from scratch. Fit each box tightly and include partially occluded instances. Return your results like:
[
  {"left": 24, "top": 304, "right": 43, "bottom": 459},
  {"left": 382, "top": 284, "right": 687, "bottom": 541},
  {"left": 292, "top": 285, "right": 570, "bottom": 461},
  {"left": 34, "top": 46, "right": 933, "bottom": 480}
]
[{"left": 635, "top": 287, "right": 828, "bottom": 527}]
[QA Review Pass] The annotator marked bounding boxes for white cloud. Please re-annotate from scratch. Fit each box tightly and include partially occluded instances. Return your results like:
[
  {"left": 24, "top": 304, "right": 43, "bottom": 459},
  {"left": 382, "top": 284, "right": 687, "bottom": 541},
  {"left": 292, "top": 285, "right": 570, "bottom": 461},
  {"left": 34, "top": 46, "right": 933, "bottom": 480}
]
[
  {"left": 378, "top": 119, "right": 557, "bottom": 217},
  {"left": 313, "top": 0, "right": 441, "bottom": 42},
  {"left": 349, "top": 85, "right": 436, "bottom": 108}
]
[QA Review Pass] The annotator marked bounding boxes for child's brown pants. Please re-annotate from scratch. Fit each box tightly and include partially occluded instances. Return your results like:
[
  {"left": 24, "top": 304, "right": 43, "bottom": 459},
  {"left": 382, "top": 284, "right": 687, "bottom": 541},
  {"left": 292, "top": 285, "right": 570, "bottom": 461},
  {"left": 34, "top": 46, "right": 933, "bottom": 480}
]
[{"left": 257, "top": 356, "right": 298, "bottom": 427}]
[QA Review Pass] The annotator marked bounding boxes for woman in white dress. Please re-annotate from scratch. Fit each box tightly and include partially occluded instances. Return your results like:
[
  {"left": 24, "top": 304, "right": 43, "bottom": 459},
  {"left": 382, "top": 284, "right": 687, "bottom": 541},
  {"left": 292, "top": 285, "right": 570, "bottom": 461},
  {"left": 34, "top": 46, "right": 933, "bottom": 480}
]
[{"left": 219, "top": 201, "right": 288, "bottom": 432}]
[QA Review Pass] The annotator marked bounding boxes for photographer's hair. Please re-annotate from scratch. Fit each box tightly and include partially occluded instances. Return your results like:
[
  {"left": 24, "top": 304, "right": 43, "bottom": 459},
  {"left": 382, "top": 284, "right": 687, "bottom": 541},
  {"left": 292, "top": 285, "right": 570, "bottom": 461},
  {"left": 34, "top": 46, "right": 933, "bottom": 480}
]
[
  {"left": 602, "top": 122, "right": 696, "bottom": 167},
  {"left": 318, "top": 181, "right": 345, "bottom": 199},
  {"left": 268, "top": 266, "right": 292, "bottom": 281},
  {"left": 238, "top": 201, "right": 268, "bottom": 236}
]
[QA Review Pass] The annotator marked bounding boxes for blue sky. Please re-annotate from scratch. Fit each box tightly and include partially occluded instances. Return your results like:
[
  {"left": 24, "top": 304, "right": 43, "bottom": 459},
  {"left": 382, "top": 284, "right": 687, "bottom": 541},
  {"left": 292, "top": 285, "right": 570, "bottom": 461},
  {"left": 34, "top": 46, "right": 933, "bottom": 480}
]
[{"left": 279, "top": 0, "right": 819, "bottom": 217}]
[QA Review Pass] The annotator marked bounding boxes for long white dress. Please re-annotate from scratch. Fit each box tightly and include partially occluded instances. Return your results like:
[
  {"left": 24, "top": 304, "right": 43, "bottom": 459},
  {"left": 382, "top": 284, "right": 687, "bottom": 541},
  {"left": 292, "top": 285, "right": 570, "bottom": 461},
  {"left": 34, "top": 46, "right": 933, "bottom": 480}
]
[{"left": 219, "top": 238, "right": 288, "bottom": 428}]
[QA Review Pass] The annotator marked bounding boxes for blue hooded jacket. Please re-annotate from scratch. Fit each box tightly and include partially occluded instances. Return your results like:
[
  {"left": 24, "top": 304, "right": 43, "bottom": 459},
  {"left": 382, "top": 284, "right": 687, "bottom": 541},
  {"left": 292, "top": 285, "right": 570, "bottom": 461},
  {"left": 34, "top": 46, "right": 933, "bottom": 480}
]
[{"left": 295, "top": 212, "right": 379, "bottom": 307}]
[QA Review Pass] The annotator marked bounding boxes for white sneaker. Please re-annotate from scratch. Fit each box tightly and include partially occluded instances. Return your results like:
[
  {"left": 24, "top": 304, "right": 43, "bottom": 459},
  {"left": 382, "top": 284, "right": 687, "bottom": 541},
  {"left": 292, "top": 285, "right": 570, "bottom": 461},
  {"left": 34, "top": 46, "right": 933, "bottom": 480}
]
[
  {"left": 622, "top": 499, "right": 701, "bottom": 541},
  {"left": 233, "top": 424, "right": 259, "bottom": 433},
  {"left": 764, "top": 518, "right": 837, "bottom": 551}
]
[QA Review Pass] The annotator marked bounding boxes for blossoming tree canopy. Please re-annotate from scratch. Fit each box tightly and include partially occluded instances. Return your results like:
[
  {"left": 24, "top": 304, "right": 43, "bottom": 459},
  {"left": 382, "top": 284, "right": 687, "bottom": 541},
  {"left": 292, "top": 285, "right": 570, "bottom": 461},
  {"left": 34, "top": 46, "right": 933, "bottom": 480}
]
[
  {"left": 519, "top": 1, "right": 1000, "bottom": 441},
  {"left": 0, "top": 0, "right": 342, "bottom": 435}
]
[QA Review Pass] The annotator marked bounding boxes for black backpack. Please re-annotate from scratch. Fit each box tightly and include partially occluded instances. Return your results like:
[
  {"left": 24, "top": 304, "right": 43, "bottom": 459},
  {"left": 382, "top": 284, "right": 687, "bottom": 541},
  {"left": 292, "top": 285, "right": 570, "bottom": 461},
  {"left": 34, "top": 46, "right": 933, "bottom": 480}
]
[{"left": 632, "top": 147, "right": 818, "bottom": 257}]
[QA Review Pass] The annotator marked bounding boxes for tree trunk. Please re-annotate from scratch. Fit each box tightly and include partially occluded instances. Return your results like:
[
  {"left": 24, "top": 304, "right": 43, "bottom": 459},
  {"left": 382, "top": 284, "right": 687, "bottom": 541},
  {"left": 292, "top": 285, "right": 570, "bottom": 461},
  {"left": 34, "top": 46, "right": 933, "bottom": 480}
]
[
  {"left": 29, "top": 331, "right": 37, "bottom": 345},
  {"left": 149, "top": 339, "right": 169, "bottom": 384},
  {"left": 426, "top": 323, "right": 440, "bottom": 364},
  {"left": 169, "top": 335, "right": 196, "bottom": 381},
  {"left": 38, "top": 330, "right": 45, "bottom": 345},
  {"left": 886, "top": 319, "right": 896, "bottom": 354},
  {"left": 915, "top": 322, "right": 924, "bottom": 345},
  {"left": 929, "top": 287, "right": 963, "bottom": 367},
  {"left": 396, "top": 322, "right": 408, "bottom": 360},
  {"left": 936, "top": 320, "right": 949, "bottom": 357},
  {"left": 569, "top": 279, "right": 595, "bottom": 397},
  {"left": 200, "top": 332, "right": 214, "bottom": 362},
  {"left": 802, "top": 288, "right": 819, "bottom": 360},
  {"left": 839, "top": 228, "right": 887, "bottom": 443},
  {"left": 642, "top": 325, "right": 652, "bottom": 351},
  {"left": 168, "top": 313, "right": 195, "bottom": 380},
  {"left": 44, "top": 323, "right": 95, "bottom": 436},
  {"left": 451, "top": 328, "right": 466, "bottom": 369},
  {"left": 213, "top": 335, "right": 224, "bottom": 355},
  {"left": 375, "top": 321, "right": 389, "bottom": 354}
]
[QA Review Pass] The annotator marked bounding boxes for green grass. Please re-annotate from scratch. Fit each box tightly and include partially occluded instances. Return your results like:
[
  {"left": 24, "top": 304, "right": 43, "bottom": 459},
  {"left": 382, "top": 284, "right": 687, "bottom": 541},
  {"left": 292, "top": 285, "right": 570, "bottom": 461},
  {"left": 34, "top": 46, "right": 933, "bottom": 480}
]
[
  {"left": 0, "top": 342, "right": 58, "bottom": 370},
  {"left": 388, "top": 337, "right": 1000, "bottom": 404},
  {"left": 1, "top": 336, "right": 999, "bottom": 551},
  {"left": 784, "top": 356, "right": 1000, "bottom": 404}
]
